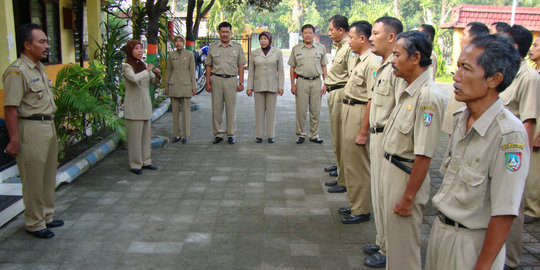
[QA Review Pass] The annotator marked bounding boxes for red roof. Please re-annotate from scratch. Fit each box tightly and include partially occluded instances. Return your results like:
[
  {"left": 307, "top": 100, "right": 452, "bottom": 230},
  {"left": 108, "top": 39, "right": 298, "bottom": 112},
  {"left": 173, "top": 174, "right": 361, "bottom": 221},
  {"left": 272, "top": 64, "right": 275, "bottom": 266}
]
[{"left": 441, "top": 4, "right": 540, "bottom": 31}]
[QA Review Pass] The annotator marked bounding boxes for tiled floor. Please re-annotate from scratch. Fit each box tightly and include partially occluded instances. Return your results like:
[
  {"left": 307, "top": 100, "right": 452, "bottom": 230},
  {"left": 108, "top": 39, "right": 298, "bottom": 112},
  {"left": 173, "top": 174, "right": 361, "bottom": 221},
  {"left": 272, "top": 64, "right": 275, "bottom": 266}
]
[{"left": 0, "top": 69, "right": 538, "bottom": 269}]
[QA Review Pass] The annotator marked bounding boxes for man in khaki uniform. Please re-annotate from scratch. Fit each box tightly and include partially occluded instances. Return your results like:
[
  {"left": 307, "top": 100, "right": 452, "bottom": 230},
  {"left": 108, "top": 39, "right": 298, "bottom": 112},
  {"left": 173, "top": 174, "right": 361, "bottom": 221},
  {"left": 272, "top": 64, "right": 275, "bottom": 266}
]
[
  {"left": 363, "top": 16, "right": 404, "bottom": 268},
  {"left": 206, "top": 21, "right": 246, "bottom": 144},
  {"left": 339, "top": 21, "right": 380, "bottom": 224},
  {"left": 426, "top": 34, "right": 528, "bottom": 270},
  {"left": 166, "top": 34, "right": 196, "bottom": 144},
  {"left": 442, "top": 22, "right": 489, "bottom": 134},
  {"left": 3, "top": 23, "right": 63, "bottom": 239},
  {"left": 381, "top": 31, "right": 444, "bottom": 269},
  {"left": 323, "top": 15, "right": 352, "bottom": 193},
  {"left": 419, "top": 24, "right": 438, "bottom": 79},
  {"left": 289, "top": 24, "right": 328, "bottom": 143},
  {"left": 525, "top": 35, "right": 540, "bottom": 224},
  {"left": 503, "top": 25, "right": 540, "bottom": 269}
]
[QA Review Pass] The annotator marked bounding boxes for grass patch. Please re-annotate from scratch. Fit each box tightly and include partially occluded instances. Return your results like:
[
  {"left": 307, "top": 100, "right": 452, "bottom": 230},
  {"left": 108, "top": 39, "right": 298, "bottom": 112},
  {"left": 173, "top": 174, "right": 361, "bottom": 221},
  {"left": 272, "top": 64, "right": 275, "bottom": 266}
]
[{"left": 436, "top": 73, "right": 454, "bottom": 83}]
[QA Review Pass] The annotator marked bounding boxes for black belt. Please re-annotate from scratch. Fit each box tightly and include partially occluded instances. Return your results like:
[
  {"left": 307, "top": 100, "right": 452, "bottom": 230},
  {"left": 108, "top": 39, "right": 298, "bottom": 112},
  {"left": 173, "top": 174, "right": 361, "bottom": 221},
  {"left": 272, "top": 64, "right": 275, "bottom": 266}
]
[
  {"left": 384, "top": 152, "right": 414, "bottom": 174},
  {"left": 369, "top": 127, "right": 384, "bottom": 134},
  {"left": 297, "top": 74, "right": 319, "bottom": 81},
  {"left": 326, "top": 84, "right": 345, "bottom": 92},
  {"left": 438, "top": 212, "right": 468, "bottom": 229},
  {"left": 342, "top": 98, "right": 367, "bottom": 105},
  {"left": 20, "top": 116, "right": 53, "bottom": 121},
  {"left": 212, "top": 73, "right": 236, "bottom": 78}
]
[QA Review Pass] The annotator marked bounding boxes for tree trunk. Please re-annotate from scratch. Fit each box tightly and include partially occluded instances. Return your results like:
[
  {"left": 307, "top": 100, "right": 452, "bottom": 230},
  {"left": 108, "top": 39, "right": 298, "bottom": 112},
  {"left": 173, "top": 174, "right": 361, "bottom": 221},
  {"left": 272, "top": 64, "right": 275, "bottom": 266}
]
[
  {"left": 394, "top": 0, "right": 400, "bottom": 18},
  {"left": 146, "top": 0, "right": 169, "bottom": 45},
  {"left": 186, "top": 0, "right": 196, "bottom": 42},
  {"left": 426, "top": 7, "right": 433, "bottom": 25}
]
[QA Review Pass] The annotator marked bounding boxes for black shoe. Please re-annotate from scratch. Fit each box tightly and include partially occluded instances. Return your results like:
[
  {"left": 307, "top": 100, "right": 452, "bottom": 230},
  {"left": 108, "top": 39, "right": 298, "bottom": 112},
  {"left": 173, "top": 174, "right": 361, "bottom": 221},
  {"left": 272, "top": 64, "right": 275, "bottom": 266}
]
[
  {"left": 296, "top": 137, "right": 305, "bottom": 144},
  {"left": 324, "top": 180, "right": 338, "bottom": 187},
  {"left": 329, "top": 170, "right": 338, "bottom": 177},
  {"left": 26, "top": 228, "right": 55, "bottom": 239},
  {"left": 363, "top": 244, "right": 380, "bottom": 255},
  {"left": 181, "top": 138, "right": 189, "bottom": 144},
  {"left": 172, "top": 136, "right": 181, "bottom": 143},
  {"left": 341, "top": 213, "right": 371, "bottom": 224},
  {"left": 327, "top": 185, "right": 346, "bottom": 193},
  {"left": 268, "top": 138, "right": 275, "bottom": 143},
  {"left": 142, "top": 164, "right": 158, "bottom": 170},
  {"left": 310, "top": 138, "right": 324, "bottom": 143},
  {"left": 324, "top": 164, "right": 337, "bottom": 172},
  {"left": 525, "top": 214, "right": 539, "bottom": 224},
  {"left": 338, "top": 207, "right": 351, "bottom": 215},
  {"left": 130, "top": 168, "right": 143, "bottom": 175},
  {"left": 213, "top": 137, "right": 224, "bottom": 144},
  {"left": 364, "top": 253, "right": 386, "bottom": 268},
  {"left": 255, "top": 137, "right": 263, "bottom": 143},
  {"left": 46, "top": 220, "right": 64, "bottom": 228},
  {"left": 228, "top": 137, "right": 236, "bottom": 144}
]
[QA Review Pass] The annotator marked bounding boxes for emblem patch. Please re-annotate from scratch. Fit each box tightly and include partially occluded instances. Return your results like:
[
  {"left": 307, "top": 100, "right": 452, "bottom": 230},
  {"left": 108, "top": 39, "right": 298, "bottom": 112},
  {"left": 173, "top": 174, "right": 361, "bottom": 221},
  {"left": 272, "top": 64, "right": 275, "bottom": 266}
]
[
  {"left": 423, "top": 112, "right": 433, "bottom": 127},
  {"left": 505, "top": 152, "right": 521, "bottom": 172}
]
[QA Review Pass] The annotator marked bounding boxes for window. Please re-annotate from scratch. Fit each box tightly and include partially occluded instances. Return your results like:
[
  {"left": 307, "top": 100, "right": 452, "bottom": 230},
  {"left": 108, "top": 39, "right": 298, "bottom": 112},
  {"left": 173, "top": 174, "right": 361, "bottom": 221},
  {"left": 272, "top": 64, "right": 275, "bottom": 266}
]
[{"left": 13, "top": 0, "right": 62, "bottom": 64}]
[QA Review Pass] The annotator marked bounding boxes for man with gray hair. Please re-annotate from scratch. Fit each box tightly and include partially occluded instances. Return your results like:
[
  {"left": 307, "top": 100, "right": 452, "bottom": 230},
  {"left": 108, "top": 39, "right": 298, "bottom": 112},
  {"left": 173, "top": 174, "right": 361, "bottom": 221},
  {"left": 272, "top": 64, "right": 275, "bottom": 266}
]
[
  {"left": 381, "top": 31, "right": 444, "bottom": 269},
  {"left": 426, "top": 34, "right": 528, "bottom": 270}
]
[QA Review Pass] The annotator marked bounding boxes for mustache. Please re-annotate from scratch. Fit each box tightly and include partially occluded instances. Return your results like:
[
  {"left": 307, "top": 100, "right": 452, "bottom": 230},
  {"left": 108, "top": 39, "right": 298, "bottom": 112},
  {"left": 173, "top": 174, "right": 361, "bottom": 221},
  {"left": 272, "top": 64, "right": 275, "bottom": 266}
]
[{"left": 391, "top": 63, "right": 397, "bottom": 71}]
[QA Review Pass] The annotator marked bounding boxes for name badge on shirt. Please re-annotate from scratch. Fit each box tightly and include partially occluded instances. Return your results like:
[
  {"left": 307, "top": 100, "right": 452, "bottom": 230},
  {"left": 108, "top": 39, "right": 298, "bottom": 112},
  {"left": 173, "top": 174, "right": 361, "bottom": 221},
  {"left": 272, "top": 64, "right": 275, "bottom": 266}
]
[{"left": 31, "top": 77, "right": 40, "bottom": 83}]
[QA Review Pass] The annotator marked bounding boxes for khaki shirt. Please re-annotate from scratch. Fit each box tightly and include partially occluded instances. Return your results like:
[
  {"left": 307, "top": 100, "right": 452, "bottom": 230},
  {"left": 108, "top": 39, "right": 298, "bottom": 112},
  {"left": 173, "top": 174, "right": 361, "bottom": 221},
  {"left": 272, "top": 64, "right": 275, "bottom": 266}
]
[
  {"left": 343, "top": 49, "right": 380, "bottom": 102},
  {"left": 429, "top": 50, "right": 438, "bottom": 79},
  {"left": 433, "top": 99, "right": 529, "bottom": 229},
  {"left": 288, "top": 42, "right": 328, "bottom": 78},
  {"left": 206, "top": 41, "right": 246, "bottom": 76},
  {"left": 382, "top": 70, "right": 444, "bottom": 160},
  {"left": 369, "top": 54, "right": 405, "bottom": 129},
  {"left": 324, "top": 37, "right": 351, "bottom": 86},
  {"left": 166, "top": 49, "right": 196, "bottom": 97},
  {"left": 123, "top": 63, "right": 159, "bottom": 120},
  {"left": 3, "top": 54, "right": 56, "bottom": 117},
  {"left": 247, "top": 47, "right": 284, "bottom": 92},
  {"left": 499, "top": 60, "right": 540, "bottom": 122}
]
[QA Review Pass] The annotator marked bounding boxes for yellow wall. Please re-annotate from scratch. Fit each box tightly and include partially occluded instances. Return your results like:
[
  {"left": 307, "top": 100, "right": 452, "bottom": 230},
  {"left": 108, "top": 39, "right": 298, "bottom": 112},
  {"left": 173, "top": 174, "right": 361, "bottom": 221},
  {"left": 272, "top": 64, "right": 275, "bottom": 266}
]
[
  {"left": 0, "top": 0, "right": 17, "bottom": 90},
  {"left": 87, "top": 0, "right": 102, "bottom": 60},
  {"left": 60, "top": 0, "right": 76, "bottom": 64}
]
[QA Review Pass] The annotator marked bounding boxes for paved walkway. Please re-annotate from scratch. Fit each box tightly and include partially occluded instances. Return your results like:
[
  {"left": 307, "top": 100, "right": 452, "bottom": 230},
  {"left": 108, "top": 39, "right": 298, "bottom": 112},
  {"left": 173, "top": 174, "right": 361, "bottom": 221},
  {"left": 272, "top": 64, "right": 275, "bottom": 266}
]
[{"left": 0, "top": 71, "right": 538, "bottom": 269}]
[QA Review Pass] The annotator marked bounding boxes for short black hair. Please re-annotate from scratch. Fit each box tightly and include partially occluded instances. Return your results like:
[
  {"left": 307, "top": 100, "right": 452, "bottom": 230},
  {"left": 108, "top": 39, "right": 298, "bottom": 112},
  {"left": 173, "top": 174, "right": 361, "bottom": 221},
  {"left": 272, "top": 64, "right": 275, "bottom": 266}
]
[
  {"left": 396, "top": 31, "right": 432, "bottom": 67},
  {"left": 468, "top": 34, "right": 521, "bottom": 92},
  {"left": 217, "top": 21, "right": 232, "bottom": 31},
  {"left": 301, "top": 24, "right": 316, "bottom": 33},
  {"left": 17, "top": 23, "right": 43, "bottom": 52},
  {"left": 350, "top": 21, "right": 372, "bottom": 39},
  {"left": 491, "top": 22, "right": 510, "bottom": 34},
  {"left": 419, "top": 24, "right": 436, "bottom": 42},
  {"left": 374, "top": 16, "right": 403, "bottom": 35},
  {"left": 509, "top": 24, "right": 533, "bottom": 58},
  {"left": 466, "top": 22, "right": 489, "bottom": 38},
  {"left": 329, "top": 15, "right": 349, "bottom": 32}
]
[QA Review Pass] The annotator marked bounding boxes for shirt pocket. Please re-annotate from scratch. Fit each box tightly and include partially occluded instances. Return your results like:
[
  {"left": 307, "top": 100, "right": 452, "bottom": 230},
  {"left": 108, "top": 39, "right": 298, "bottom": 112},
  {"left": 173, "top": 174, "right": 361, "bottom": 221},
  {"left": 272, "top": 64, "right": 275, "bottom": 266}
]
[
  {"left": 452, "top": 164, "right": 488, "bottom": 209},
  {"left": 295, "top": 54, "right": 304, "bottom": 66},
  {"left": 28, "top": 81, "right": 48, "bottom": 107}
]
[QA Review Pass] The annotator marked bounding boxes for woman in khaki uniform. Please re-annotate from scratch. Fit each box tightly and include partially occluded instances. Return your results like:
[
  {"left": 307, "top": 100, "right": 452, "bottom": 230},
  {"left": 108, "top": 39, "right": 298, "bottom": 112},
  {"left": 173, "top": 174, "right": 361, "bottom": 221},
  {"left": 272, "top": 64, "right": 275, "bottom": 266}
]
[
  {"left": 123, "top": 40, "right": 161, "bottom": 174},
  {"left": 247, "top": 32, "right": 284, "bottom": 143},
  {"left": 166, "top": 35, "right": 196, "bottom": 143}
]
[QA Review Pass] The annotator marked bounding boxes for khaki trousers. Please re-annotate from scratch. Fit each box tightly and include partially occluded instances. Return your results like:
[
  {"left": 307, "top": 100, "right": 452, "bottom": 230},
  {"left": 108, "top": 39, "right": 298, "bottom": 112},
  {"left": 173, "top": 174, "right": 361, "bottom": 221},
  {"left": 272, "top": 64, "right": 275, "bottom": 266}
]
[
  {"left": 524, "top": 148, "right": 540, "bottom": 217},
  {"left": 211, "top": 76, "right": 237, "bottom": 137},
  {"left": 442, "top": 91, "right": 465, "bottom": 134},
  {"left": 254, "top": 91, "right": 277, "bottom": 138},
  {"left": 127, "top": 119, "right": 152, "bottom": 169},
  {"left": 171, "top": 97, "right": 191, "bottom": 138},
  {"left": 17, "top": 119, "right": 58, "bottom": 231},
  {"left": 426, "top": 218, "right": 505, "bottom": 270},
  {"left": 381, "top": 158, "right": 430, "bottom": 270},
  {"left": 341, "top": 103, "right": 371, "bottom": 215},
  {"left": 328, "top": 89, "right": 345, "bottom": 186},
  {"left": 295, "top": 78, "right": 321, "bottom": 139},
  {"left": 369, "top": 131, "right": 386, "bottom": 254},
  {"left": 505, "top": 203, "right": 524, "bottom": 267}
]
